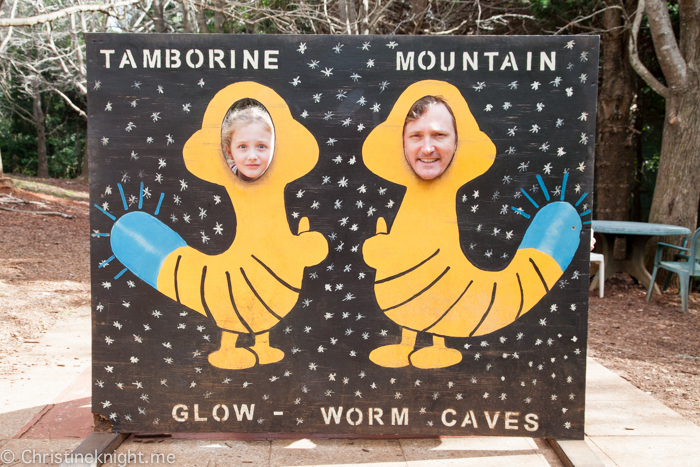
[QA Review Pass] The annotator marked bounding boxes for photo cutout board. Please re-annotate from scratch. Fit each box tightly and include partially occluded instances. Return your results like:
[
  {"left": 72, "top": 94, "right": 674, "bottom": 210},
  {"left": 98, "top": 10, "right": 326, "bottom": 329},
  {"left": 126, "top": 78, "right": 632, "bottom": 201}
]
[{"left": 87, "top": 34, "right": 598, "bottom": 439}]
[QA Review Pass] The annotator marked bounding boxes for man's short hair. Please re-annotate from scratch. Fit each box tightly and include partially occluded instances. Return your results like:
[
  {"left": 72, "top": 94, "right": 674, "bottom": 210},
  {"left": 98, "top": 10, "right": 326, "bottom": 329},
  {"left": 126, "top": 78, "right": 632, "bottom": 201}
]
[{"left": 403, "top": 95, "right": 457, "bottom": 140}]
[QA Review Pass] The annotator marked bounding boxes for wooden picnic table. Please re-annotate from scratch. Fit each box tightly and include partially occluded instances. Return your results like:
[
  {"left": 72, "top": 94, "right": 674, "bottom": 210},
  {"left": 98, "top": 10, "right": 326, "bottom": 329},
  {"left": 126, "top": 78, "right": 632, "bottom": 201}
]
[{"left": 591, "top": 220, "right": 691, "bottom": 294}]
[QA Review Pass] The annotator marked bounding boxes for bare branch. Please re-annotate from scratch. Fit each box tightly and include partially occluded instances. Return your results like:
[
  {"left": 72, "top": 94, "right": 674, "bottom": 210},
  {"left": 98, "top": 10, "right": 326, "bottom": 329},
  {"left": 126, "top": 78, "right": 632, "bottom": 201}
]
[
  {"left": 0, "top": 0, "right": 19, "bottom": 52},
  {"left": 51, "top": 86, "right": 87, "bottom": 119},
  {"left": 0, "top": 206, "right": 74, "bottom": 218},
  {"left": 554, "top": 5, "right": 622, "bottom": 35},
  {"left": 431, "top": 19, "right": 467, "bottom": 35},
  {"left": 0, "top": 0, "right": 140, "bottom": 27},
  {"left": 323, "top": 0, "right": 337, "bottom": 34},
  {"left": 644, "top": 0, "right": 688, "bottom": 91},
  {"left": 627, "top": 0, "right": 669, "bottom": 98}
]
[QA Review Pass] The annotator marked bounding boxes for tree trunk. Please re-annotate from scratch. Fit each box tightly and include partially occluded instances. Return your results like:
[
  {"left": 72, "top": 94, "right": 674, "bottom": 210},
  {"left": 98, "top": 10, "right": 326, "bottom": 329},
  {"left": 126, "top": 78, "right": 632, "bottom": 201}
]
[
  {"left": 0, "top": 146, "right": 4, "bottom": 178},
  {"left": 196, "top": 7, "right": 208, "bottom": 33},
  {"left": 648, "top": 87, "right": 700, "bottom": 231},
  {"left": 153, "top": 0, "right": 167, "bottom": 32},
  {"left": 77, "top": 124, "right": 89, "bottom": 180},
  {"left": 180, "top": 0, "right": 192, "bottom": 33},
  {"left": 645, "top": 85, "right": 700, "bottom": 276},
  {"left": 338, "top": 0, "right": 358, "bottom": 34},
  {"left": 643, "top": 0, "right": 700, "bottom": 235},
  {"left": 595, "top": 4, "right": 637, "bottom": 221},
  {"left": 411, "top": 0, "right": 429, "bottom": 34},
  {"left": 632, "top": 108, "right": 644, "bottom": 222},
  {"left": 33, "top": 93, "right": 48, "bottom": 178},
  {"left": 214, "top": 0, "right": 224, "bottom": 33}
]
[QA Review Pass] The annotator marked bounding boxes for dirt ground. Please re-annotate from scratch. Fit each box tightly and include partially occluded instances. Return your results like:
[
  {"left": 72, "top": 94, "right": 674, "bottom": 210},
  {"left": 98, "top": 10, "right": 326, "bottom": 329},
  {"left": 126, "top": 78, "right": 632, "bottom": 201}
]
[{"left": 0, "top": 176, "right": 698, "bottom": 427}]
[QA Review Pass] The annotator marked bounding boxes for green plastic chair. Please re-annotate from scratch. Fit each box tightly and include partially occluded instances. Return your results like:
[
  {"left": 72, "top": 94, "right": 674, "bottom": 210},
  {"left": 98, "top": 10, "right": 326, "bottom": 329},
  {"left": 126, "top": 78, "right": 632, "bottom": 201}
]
[
  {"left": 646, "top": 227, "right": 700, "bottom": 312},
  {"left": 662, "top": 234, "right": 692, "bottom": 291}
]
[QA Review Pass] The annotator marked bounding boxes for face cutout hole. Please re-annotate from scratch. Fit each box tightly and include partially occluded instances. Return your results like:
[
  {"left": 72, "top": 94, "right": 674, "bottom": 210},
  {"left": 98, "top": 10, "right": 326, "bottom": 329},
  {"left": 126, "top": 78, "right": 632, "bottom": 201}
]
[
  {"left": 402, "top": 96, "right": 458, "bottom": 181},
  {"left": 221, "top": 98, "right": 275, "bottom": 182}
]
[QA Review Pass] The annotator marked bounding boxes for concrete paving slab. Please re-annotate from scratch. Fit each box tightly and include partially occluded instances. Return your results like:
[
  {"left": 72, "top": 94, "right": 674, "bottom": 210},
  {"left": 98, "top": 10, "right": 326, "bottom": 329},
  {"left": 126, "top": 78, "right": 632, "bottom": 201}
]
[
  {"left": 583, "top": 438, "right": 616, "bottom": 467},
  {"left": 0, "top": 405, "right": 46, "bottom": 438},
  {"left": 585, "top": 398, "right": 700, "bottom": 437},
  {"left": 17, "top": 397, "right": 92, "bottom": 440},
  {"left": 0, "top": 305, "right": 90, "bottom": 414},
  {"left": 585, "top": 359, "right": 658, "bottom": 402},
  {"left": 271, "top": 438, "right": 405, "bottom": 467},
  {"left": 587, "top": 436, "right": 700, "bottom": 467},
  {"left": 404, "top": 454, "right": 550, "bottom": 467},
  {"left": 399, "top": 437, "right": 555, "bottom": 467},
  {"left": 106, "top": 438, "right": 271, "bottom": 467},
  {"left": 0, "top": 438, "right": 82, "bottom": 466},
  {"left": 19, "top": 368, "right": 93, "bottom": 440},
  {"left": 530, "top": 438, "right": 566, "bottom": 467}
]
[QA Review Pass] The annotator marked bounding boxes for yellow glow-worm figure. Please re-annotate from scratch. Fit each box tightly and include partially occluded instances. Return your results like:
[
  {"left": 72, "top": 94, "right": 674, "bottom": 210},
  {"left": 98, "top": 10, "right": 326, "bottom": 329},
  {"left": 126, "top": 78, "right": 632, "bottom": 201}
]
[
  {"left": 110, "top": 83, "right": 328, "bottom": 370},
  {"left": 362, "top": 81, "right": 581, "bottom": 370}
]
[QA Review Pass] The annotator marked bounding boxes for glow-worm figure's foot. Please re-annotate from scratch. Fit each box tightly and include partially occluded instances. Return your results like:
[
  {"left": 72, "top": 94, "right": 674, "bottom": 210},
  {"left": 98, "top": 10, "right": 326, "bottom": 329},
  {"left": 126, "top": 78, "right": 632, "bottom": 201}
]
[
  {"left": 208, "top": 331, "right": 257, "bottom": 369},
  {"left": 410, "top": 336, "right": 462, "bottom": 369},
  {"left": 250, "top": 332, "right": 285, "bottom": 365},
  {"left": 368, "top": 328, "right": 417, "bottom": 368}
]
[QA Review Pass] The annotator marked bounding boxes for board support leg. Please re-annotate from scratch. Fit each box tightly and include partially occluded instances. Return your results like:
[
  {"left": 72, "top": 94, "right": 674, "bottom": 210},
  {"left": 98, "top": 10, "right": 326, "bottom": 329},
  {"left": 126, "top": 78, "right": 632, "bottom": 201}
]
[
  {"left": 546, "top": 438, "right": 605, "bottom": 467},
  {"left": 59, "top": 432, "right": 129, "bottom": 467}
]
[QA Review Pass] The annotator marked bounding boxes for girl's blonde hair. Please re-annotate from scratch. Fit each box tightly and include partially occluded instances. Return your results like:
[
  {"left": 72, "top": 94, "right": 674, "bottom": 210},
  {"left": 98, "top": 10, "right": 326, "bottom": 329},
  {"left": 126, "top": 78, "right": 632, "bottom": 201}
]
[{"left": 221, "top": 100, "right": 274, "bottom": 159}]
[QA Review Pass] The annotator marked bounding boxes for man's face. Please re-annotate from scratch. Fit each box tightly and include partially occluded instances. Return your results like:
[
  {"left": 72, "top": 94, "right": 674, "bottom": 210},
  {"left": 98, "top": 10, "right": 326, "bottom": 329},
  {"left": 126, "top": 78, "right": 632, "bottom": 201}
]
[{"left": 403, "top": 103, "right": 457, "bottom": 180}]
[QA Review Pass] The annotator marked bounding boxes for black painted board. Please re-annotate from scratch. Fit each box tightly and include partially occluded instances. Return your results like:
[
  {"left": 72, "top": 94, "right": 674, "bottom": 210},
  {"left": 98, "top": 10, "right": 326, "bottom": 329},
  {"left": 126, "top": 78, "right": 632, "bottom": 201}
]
[{"left": 87, "top": 33, "right": 598, "bottom": 439}]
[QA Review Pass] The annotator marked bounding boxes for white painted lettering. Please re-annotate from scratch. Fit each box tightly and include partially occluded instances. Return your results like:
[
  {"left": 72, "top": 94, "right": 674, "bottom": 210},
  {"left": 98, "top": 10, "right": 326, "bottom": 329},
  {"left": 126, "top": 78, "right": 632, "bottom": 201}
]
[
  {"left": 525, "top": 413, "right": 539, "bottom": 432},
  {"left": 321, "top": 407, "right": 344, "bottom": 425},
  {"left": 230, "top": 50, "right": 236, "bottom": 68},
  {"left": 100, "top": 49, "right": 115, "bottom": 68},
  {"left": 505, "top": 411, "right": 519, "bottom": 430},
  {"left": 243, "top": 50, "right": 258, "bottom": 69},
  {"left": 484, "top": 411, "right": 500, "bottom": 429},
  {"left": 143, "top": 49, "right": 161, "bottom": 68},
  {"left": 166, "top": 49, "right": 181, "bottom": 68},
  {"left": 460, "top": 410, "right": 478, "bottom": 428},
  {"left": 264, "top": 50, "right": 279, "bottom": 69},
  {"left": 540, "top": 51, "right": 556, "bottom": 71},
  {"left": 186, "top": 49, "right": 204, "bottom": 68},
  {"left": 440, "top": 51, "right": 455, "bottom": 71},
  {"left": 391, "top": 407, "right": 409, "bottom": 426},
  {"left": 233, "top": 404, "right": 255, "bottom": 421},
  {"left": 500, "top": 51, "right": 518, "bottom": 71},
  {"left": 194, "top": 404, "right": 207, "bottom": 421},
  {"left": 397, "top": 51, "right": 415, "bottom": 71},
  {"left": 172, "top": 404, "right": 188, "bottom": 422},
  {"left": 368, "top": 408, "right": 384, "bottom": 426},
  {"left": 119, "top": 49, "right": 137, "bottom": 69},
  {"left": 209, "top": 49, "right": 226, "bottom": 68},
  {"left": 418, "top": 51, "right": 436, "bottom": 70},
  {"left": 526, "top": 51, "right": 532, "bottom": 71},
  {"left": 441, "top": 409, "right": 457, "bottom": 427},
  {"left": 463, "top": 52, "right": 478, "bottom": 70},
  {"left": 484, "top": 52, "right": 499, "bottom": 71},
  {"left": 212, "top": 404, "right": 229, "bottom": 422},
  {"left": 346, "top": 407, "right": 363, "bottom": 426}
]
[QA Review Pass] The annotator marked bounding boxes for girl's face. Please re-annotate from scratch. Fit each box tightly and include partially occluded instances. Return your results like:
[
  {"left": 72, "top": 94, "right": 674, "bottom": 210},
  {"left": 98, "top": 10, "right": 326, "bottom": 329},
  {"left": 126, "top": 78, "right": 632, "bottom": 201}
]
[{"left": 226, "top": 122, "right": 273, "bottom": 181}]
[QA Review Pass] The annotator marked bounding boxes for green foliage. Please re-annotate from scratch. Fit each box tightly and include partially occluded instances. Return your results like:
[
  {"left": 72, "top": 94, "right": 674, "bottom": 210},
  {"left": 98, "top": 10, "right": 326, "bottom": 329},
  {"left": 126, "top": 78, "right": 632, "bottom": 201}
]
[{"left": 0, "top": 90, "right": 86, "bottom": 179}]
